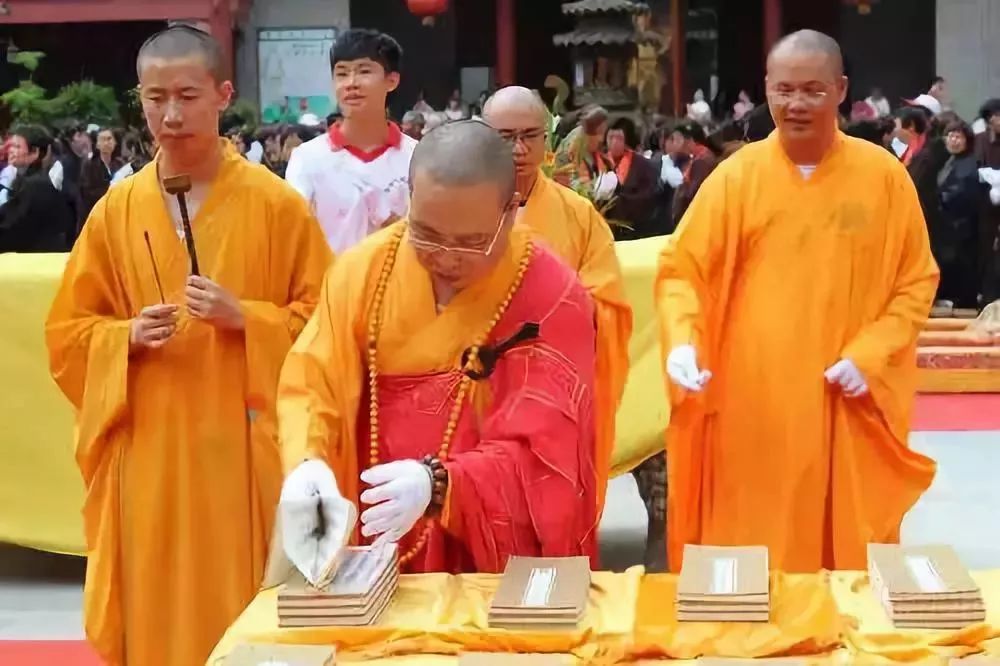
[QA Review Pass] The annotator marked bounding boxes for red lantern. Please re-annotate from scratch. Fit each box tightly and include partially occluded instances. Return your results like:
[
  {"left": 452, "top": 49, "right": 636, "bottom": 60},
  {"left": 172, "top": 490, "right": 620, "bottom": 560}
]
[{"left": 407, "top": 0, "right": 448, "bottom": 26}]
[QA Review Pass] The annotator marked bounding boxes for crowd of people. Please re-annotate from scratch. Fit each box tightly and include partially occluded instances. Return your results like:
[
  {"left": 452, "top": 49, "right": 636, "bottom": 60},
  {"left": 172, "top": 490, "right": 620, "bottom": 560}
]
[{"left": 0, "top": 17, "right": 992, "bottom": 666}]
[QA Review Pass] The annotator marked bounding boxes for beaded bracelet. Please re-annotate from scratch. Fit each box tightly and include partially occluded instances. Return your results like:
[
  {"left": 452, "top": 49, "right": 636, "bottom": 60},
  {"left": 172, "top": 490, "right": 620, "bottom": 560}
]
[{"left": 422, "top": 455, "right": 449, "bottom": 517}]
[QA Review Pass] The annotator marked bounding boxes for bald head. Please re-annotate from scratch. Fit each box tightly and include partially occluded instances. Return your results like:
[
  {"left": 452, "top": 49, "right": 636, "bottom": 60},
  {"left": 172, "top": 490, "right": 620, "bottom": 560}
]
[
  {"left": 137, "top": 25, "right": 226, "bottom": 81},
  {"left": 483, "top": 86, "right": 547, "bottom": 125},
  {"left": 410, "top": 120, "right": 516, "bottom": 202},
  {"left": 767, "top": 29, "right": 843, "bottom": 77}
]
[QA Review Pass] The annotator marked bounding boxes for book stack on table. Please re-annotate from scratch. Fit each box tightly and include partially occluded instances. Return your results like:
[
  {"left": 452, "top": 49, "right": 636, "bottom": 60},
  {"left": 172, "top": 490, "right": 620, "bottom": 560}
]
[
  {"left": 277, "top": 545, "right": 399, "bottom": 628},
  {"left": 487, "top": 556, "right": 591, "bottom": 631},
  {"left": 869, "top": 543, "right": 986, "bottom": 630},
  {"left": 677, "top": 545, "right": 770, "bottom": 622},
  {"left": 225, "top": 642, "right": 336, "bottom": 665}
]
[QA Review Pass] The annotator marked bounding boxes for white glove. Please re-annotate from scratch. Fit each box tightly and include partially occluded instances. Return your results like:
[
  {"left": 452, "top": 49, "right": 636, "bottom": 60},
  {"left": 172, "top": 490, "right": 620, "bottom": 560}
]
[
  {"left": 661, "top": 156, "right": 684, "bottom": 189},
  {"left": 979, "top": 168, "right": 1000, "bottom": 206},
  {"left": 280, "top": 459, "right": 354, "bottom": 587},
  {"left": 666, "top": 344, "right": 712, "bottom": 392},
  {"left": 592, "top": 171, "right": 619, "bottom": 201},
  {"left": 824, "top": 359, "right": 869, "bottom": 398},
  {"left": 359, "top": 459, "right": 432, "bottom": 548}
]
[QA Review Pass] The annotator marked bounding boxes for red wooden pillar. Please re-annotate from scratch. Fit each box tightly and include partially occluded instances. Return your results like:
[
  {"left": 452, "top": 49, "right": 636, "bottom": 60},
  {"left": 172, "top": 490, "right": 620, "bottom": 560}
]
[
  {"left": 670, "top": 0, "right": 686, "bottom": 116},
  {"left": 763, "top": 0, "right": 782, "bottom": 56},
  {"left": 496, "top": 0, "right": 516, "bottom": 87},
  {"left": 207, "top": 0, "right": 234, "bottom": 81}
]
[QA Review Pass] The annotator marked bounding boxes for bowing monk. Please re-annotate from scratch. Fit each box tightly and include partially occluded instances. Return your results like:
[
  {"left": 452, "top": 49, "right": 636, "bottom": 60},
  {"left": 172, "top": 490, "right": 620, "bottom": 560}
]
[
  {"left": 45, "top": 26, "right": 331, "bottom": 666},
  {"left": 482, "top": 86, "right": 632, "bottom": 502},
  {"left": 657, "top": 30, "right": 939, "bottom": 572},
  {"left": 279, "top": 120, "right": 599, "bottom": 574}
]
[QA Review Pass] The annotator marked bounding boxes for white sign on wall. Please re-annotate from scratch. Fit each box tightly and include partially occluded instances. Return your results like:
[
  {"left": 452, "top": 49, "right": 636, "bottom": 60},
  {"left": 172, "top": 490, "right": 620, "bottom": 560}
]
[{"left": 258, "top": 28, "right": 337, "bottom": 123}]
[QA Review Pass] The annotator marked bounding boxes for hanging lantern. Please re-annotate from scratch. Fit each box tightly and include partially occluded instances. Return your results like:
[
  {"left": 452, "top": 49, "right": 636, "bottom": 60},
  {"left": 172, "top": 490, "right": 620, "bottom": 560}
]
[
  {"left": 407, "top": 0, "right": 448, "bottom": 26},
  {"left": 843, "top": 0, "right": 879, "bottom": 15}
]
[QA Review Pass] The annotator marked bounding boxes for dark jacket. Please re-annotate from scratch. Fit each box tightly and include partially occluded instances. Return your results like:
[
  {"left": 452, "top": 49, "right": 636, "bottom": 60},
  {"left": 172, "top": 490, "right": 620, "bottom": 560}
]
[
  {"left": 608, "top": 150, "right": 661, "bottom": 241},
  {"left": 80, "top": 155, "right": 124, "bottom": 225},
  {"left": 977, "top": 131, "right": 1000, "bottom": 303},
  {"left": 671, "top": 150, "right": 719, "bottom": 228},
  {"left": 933, "top": 153, "right": 982, "bottom": 307},
  {"left": 0, "top": 165, "right": 73, "bottom": 253}
]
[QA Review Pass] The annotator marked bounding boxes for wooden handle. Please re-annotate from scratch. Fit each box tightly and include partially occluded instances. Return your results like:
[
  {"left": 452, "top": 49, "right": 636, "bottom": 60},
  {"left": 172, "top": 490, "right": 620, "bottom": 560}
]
[{"left": 162, "top": 174, "right": 192, "bottom": 195}]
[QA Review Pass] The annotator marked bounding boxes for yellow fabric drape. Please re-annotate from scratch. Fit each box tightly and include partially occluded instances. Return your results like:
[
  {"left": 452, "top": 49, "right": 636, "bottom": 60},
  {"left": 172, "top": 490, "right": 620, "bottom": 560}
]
[{"left": 207, "top": 570, "right": 1000, "bottom": 665}]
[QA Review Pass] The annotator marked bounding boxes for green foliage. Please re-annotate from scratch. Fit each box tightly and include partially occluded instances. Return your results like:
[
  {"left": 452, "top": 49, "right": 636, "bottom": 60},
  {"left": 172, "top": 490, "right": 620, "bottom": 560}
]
[
  {"left": 50, "top": 81, "right": 121, "bottom": 126},
  {"left": 222, "top": 98, "right": 259, "bottom": 134},
  {"left": 9, "top": 50, "right": 45, "bottom": 76},
  {"left": 0, "top": 81, "right": 52, "bottom": 124}
]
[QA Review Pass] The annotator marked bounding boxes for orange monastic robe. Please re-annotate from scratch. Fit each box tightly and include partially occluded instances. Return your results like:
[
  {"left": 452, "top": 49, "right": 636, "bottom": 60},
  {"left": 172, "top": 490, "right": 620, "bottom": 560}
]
[
  {"left": 518, "top": 172, "right": 632, "bottom": 503},
  {"left": 279, "top": 224, "right": 598, "bottom": 573},
  {"left": 656, "top": 132, "right": 939, "bottom": 573},
  {"left": 45, "top": 145, "right": 331, "bottom": 666}
]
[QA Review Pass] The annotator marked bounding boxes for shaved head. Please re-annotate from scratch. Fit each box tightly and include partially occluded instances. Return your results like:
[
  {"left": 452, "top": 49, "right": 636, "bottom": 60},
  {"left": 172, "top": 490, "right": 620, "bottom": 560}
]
[
  {"left": 483, "top": 86, "right": 547, "bottom": 124},
  {"left": 137, "top": 25, "right": 226, "bottom": 81},
  {"left": 767, "top": 29, "right": 843, "bottom": 77},
  {"left": 410, "top": 120, "right": 516, "bottom": 202}
]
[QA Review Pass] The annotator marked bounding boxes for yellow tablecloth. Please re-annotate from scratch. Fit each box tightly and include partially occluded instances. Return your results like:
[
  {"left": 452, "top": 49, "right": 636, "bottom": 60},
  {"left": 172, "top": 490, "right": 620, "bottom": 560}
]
[
  {"left": 207, "top": 570, "right": 1000, "bottom": 664},
  {"left": 0, "top": 241, "right": 670, "bottom": 555}
]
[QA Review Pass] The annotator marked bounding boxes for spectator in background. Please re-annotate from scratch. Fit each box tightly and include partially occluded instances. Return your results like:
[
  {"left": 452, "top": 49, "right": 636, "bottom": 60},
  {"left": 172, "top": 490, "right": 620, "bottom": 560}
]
[
  {"left": 665, "top": 120, "right": 720, "bottom": 227},
  {"left": 928, "top": 76, "right": 951, "bottom": 112},
  {"left": 604, "top": 117, "right": 660, "bottom": 240},
  {"left": 977, "top": 98, "right": 1000, "bottom": 304},
  {"left": 932, "top": 121, "right": 982, "bottom": 308},
  {"left": 444, "top": 89, "right": 466, "bottom": 121},
  {"left": 0, "top": 138, "right": 16, "bottom": 208},
  {"left": 865, "top": 87, "right": 891, "bottom": 118},
  {"left": 401, "top": 110, "right": 425, "bottom": 140},
  {"left": 554, "top": 104, "right": 609, "bottom": 188},
  {"left": 845, "top": 117, "right": 894, "bottom": 148},
  {"left": 111, "top": 131, "right": 152, "bottom": 184},
  {"left": 894, "top": 107, "right": 930, "bottom": 165},
  {"left": 80, "top": 128, "right": 123, "bottom": 222},
  {"left": 0, "top": 125, "right": 73, "bottom": 253},
  {"left": 58, "top": 123, "right": 90, "bottom": 231}
]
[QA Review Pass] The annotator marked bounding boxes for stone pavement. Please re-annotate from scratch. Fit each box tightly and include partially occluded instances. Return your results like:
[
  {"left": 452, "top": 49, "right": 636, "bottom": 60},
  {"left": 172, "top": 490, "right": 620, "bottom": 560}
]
[{"left": 0, "top": 431, "right": 996, "bottom": 640}]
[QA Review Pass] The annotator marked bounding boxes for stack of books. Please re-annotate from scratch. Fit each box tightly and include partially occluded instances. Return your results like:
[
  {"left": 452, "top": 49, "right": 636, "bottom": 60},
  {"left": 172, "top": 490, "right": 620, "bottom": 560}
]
[
  {"left": 226, "top": 643, "right": 336, "bottom": 665},
  {"left": 488, "top": 556, "right": 591, "bottom": 630},
  {"left": 868, "top": 544, "right": 986, "bottom": 630},
  {"left": 277, "top": 544, "right": 399, "bottom": 628},
  {"left": 677, "top": 545, "right": 770, "bottom": 622}
]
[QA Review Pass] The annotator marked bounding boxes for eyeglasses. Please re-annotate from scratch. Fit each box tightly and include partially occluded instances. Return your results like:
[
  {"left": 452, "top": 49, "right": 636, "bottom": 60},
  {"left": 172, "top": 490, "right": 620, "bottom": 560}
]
[
  {"left": 408, "top": 203, "right": 515, "bottom": 257},
  {"left": 767, "top": 87, "right": 830, "bottom": 107},
  {"left": 497, "top": 127, "right": 546, "bottom": 145}
]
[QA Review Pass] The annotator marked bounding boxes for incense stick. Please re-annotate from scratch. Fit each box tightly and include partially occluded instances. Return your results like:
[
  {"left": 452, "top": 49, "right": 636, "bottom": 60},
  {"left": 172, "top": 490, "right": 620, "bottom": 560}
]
[{"left": 143, "top": 231, "right": 165, "bottom": 304}]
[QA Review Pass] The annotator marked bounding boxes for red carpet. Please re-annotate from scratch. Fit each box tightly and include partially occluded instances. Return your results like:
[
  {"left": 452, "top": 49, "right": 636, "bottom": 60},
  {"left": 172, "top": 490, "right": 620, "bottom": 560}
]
[
  {"left": 0, "top": 641, "right": 102, "bottom": 665},
  {"left": 912, "top": 393, "right": 1000, "bottom": 431}
]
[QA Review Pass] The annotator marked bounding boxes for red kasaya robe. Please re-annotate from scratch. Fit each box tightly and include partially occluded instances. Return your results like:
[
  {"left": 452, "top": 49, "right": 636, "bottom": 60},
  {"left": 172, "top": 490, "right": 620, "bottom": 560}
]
[{"left": 278, "top": 224, "right": 598, "bottom": 573}]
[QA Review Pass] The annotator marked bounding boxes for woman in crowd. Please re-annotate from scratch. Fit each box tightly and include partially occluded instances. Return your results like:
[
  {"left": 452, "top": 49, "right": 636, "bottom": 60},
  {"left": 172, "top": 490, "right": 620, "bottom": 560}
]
[
  {"left": 0, "top": 125, "right": 74, "bottom": 253},
  {"left": 932, "top": 121, "right": 982, "bottom": 308},
  {"left": 79, "top": 127, "right": 123, "bottom": 221},
  {"left": 111, "top": 131, "right": 152, "bottom": 184}
]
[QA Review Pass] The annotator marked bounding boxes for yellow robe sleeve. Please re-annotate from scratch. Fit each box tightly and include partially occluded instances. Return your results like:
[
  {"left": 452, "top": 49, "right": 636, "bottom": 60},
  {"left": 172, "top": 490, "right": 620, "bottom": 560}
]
[
  {"left": 277, "top": 242, "right": 375, "bottom": 506},
  {"left": 841, "top": 169, "right": 939, "bottom": 387},
  {"left": 579, "top": 204, "right": 634, "bottom": 487},
  {"left": 242, "top": 191, "right": 333, "bottom": 415},
  {"left": 655, "top": 163, "right": 735, "bottom": 403},
  {"left": 45, "top": 198, "right": 131, "bottom": 485}
]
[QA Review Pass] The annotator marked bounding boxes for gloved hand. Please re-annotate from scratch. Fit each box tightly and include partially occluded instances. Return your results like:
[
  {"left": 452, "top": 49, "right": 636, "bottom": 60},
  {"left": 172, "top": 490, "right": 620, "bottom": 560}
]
[
  {"left": 280, "top": 459, "right": 354, "bottom": 587},
  {"left": 359, "top": 459, "right": 432, "bottom": 548},
  {"left": 666, "top": 344, "right": 712, "bottom": 392},
  {"left": 824, "top": 359, "right": 869, "bottom": 398}
]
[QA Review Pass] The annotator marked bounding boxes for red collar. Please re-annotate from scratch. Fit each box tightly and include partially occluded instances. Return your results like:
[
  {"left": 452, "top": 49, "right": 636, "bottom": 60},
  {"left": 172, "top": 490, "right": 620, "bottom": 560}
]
[{"left": 327, "top": 122, "right": 403, "bottom": 163}]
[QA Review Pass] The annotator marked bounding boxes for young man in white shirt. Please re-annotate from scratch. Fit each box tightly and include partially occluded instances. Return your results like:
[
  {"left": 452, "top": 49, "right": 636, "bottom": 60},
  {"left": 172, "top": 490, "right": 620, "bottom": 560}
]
[{"left": 286, "top": 29, "right": 416, "bottom": 253}]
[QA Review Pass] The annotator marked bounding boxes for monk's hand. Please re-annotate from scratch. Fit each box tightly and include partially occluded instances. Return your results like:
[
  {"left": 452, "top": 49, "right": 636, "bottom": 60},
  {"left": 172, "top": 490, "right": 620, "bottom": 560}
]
[
  {"left": 666, "top": 344, "right": 712, "bottom": 392},
  {"left": 359, "top": 460, "right": 432, "bottom": 548},
  {"left": 280, "top": 459, "right": 353, "bottom": 587},
  {"left": 185, "top": 275, "right": 245, "bottom": 330},
  {"left": 129, "top": 304, "right": 179, "bottom": 354},
  {"left": 824, "top": 359, "right": 869, "bottom": 398}
]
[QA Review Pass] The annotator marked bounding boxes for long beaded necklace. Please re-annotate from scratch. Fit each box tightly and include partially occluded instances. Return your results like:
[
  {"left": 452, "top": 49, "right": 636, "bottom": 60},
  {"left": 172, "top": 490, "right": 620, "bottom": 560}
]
[{"left": 366, "top": 224, "right": 534, "bottom": 565}]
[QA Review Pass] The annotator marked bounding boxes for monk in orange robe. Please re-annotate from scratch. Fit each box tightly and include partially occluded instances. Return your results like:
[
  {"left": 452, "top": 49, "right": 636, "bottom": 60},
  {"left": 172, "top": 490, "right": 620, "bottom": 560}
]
[
  {"left": 45, "top": 27, "right": 331, "bottom": 666},
  {"left": 482, "top": 86, "right": 632, "bottom": 506},
  {"left": 278, "top": 120, "right": 598, "bottom": 574},
  {"left": 656, "top": 31, "right": 939, "bottom": 572}
]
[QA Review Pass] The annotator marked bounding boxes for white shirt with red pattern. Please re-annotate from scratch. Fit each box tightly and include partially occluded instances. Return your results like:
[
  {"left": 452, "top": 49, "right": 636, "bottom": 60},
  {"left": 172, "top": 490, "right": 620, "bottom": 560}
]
[{"left": 286, "top": 122, "right": 417, "bottom": 253}]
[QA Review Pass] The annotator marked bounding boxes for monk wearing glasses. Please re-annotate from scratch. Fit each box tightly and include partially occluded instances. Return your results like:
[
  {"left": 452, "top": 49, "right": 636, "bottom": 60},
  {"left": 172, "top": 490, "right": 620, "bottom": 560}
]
[
  {"left": 657, "top": 30, "right": 939, "bottom": 572},
  {"left": 279, "top": 120, "right": 600, "bottom": 573}
]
